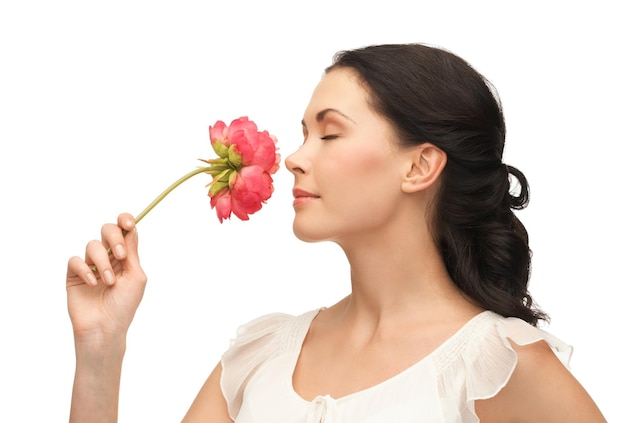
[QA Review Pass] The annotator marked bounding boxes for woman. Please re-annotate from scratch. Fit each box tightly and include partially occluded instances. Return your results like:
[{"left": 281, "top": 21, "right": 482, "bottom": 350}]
[{"left": 66, "top": 44, "right": 606, "bottom": 422}]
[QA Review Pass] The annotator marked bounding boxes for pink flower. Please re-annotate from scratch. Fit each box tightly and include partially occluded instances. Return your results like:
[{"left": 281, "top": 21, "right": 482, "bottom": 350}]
[
  {"left": 205, "top": 117, "right": 280, "bottom": 222},
  {"left": 89, "top": 117, "right": 278, "bottom": 272}
]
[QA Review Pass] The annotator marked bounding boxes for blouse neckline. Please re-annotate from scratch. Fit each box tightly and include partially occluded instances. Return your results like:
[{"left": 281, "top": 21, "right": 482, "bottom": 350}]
[{"left": 287, "top": 308, "right": 494, "bottom": 405}]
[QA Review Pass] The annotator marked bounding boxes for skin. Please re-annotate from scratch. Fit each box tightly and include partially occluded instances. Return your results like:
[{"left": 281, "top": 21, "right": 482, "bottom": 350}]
[{"left": 66, "top": 68, "right": 606, "bottom": 422}]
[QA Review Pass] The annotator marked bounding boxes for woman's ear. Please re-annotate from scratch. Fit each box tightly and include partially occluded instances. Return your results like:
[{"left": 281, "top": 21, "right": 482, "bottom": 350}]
[{"left": 401, "top": 143, "right": 447, "bottom": 193}]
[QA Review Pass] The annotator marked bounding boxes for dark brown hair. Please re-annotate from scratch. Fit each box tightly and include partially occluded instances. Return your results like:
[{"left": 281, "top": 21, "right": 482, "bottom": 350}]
[{"left": 328, "top": 43, "right": 547, "bottom": 325}]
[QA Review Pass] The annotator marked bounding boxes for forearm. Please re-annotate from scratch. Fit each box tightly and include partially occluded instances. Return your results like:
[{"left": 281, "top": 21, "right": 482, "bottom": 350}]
[{"left": 70, "top": 334, "right": 126, "bottom": 423}]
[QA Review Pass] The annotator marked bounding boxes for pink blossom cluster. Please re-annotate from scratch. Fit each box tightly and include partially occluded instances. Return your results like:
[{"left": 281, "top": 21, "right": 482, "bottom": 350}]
[{"left": 205, "top": 117, "right": 280, "bottom": 222}]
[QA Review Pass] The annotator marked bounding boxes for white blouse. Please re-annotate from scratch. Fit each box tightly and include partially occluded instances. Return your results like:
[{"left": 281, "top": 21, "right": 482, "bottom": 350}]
[{"left": 220, "top": 308, "right": 571, "bottom": 422}]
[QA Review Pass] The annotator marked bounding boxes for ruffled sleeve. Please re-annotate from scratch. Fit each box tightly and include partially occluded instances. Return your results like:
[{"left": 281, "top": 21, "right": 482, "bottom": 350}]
[
  {"left": 220, "top": 312, "right": 294, "bottom": 420},
  {"left": 434, "top": 311, "right": 573, "bottom": 422}
]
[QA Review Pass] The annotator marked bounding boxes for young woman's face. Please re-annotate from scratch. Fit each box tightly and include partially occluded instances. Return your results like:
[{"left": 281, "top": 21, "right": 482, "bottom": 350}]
[{"left": 286, "top": 67, "right": 410, "bottom": 244}]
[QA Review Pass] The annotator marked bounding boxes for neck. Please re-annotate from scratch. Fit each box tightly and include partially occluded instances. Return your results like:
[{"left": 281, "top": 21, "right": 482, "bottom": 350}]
[{"left": 332, "top": 216, "right": 480, "bottom": 328}]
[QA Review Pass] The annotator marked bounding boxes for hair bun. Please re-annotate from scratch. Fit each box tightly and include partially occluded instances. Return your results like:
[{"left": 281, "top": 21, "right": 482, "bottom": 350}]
[{"left": 506, "top": 164, "right": 530, "bottom": 210}]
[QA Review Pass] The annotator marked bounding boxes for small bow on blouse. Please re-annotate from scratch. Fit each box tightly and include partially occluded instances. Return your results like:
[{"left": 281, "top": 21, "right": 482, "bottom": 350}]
[{"left": 307, "top": 394, "right": 337, "bottom": 423}]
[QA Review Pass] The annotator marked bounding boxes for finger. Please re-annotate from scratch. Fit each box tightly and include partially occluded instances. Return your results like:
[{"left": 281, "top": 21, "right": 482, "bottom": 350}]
[
  {"left": 117, "top": 213, "right": 136, "bottom": 234},
  {"left": 101, "top": 222, "right": 127, "bottom": 261},
  {"left": 99, "top": 213, "right": 136, "bottom": 260},
  {"left": 85, "top": 239, "right": 116, "bottom": 285},
  {"left": 67, "top": 255, "right": 98, "bottom": 287}
]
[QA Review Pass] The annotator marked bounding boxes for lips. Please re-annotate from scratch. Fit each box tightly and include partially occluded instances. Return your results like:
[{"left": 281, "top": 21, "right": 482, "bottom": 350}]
[{"left": 292, "top": 188, "right": 320, "bottom": 206}]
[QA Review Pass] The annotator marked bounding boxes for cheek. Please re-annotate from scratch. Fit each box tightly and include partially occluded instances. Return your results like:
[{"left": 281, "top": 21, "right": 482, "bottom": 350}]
[
  {"left": 321, "top": 148, "right": 400, "bottom": 213},
  {"left": 327, "top": 147, "right": 396, "bottom": 186}
]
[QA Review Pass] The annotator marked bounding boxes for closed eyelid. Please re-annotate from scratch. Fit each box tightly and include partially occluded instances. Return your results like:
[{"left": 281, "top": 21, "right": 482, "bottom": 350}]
[{"left": 301, "top": 120, "right": 337, "bottom": 135}]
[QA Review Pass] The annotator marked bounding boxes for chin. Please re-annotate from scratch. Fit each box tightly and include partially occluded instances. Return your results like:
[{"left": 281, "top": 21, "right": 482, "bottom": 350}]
[{"left": 292, "top": 220, "right": 331, "bottom": 243}]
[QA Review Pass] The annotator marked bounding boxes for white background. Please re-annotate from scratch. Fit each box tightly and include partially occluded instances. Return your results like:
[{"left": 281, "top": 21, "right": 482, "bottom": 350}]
[{"left": 1, "top": 1, "right": 623, "bottom": 421}]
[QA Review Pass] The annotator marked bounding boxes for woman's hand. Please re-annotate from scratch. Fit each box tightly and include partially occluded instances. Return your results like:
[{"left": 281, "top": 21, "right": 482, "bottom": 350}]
[
  {"left": 66, "top": 213, "right": 147, "bottom": 342},
  {"left": 67, "top": 213, "right": 148, "bottom": 422}
]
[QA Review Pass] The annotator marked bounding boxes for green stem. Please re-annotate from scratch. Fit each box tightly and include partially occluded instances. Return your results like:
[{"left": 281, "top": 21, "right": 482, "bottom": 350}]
[
  {"left": 133, "top": 166, "right": 210, "bottom": 225},
  {"left": 92, "top": 166, "right": 210, "bottom": 271}
]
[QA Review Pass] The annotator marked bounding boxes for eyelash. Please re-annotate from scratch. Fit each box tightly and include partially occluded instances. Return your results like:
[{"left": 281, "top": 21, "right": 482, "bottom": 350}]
[{"left": 321, "top": 134, "right": 339, "bottom": 140}]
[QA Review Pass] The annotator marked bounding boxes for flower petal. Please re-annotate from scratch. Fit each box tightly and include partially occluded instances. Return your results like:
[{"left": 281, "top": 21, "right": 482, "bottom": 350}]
[
  {"left": 209, "top": 120, "right": 229, "bottom": 146},
  {"left": 209, "top": 188, "right": 233, "bottom": 223},
  {"left": 228, "top": 166, "right": 274, "bottom": 220}
]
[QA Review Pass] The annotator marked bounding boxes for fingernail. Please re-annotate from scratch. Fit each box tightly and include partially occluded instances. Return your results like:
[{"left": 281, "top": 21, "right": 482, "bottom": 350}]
[
  {"left": 114, "top": 244, "right": 126, "bottom": 258},
  {"left": 86, "top": 272, "right": 97, "bottom": 285},
  {"left": 103, "top": 270, "right": 115, "bottom": 284}
]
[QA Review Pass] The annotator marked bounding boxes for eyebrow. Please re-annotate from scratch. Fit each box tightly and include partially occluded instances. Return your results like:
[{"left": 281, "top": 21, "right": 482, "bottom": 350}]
[{"left": 301, "top": 108, "right": 356, "bottom": 127}]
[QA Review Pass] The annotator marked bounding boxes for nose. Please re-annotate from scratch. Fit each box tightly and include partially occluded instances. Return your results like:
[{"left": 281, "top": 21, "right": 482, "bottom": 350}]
[{"left": 285, "top": 146, "right": 307, "bottom": 175}]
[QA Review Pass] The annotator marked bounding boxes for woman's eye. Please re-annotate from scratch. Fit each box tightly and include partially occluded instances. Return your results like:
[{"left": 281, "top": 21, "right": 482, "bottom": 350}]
[{"left": 321, "top": 134, "right": 339, "bottom": 140}]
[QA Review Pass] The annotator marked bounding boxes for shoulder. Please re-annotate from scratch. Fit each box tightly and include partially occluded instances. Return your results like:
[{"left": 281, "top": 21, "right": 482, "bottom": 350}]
[
  {"left": 222, "top": 308, "right": 320, "bottom": 355},
  {"left": 436, "top": 311, "right": 605, "bottom": 422},
  {"left": 220, "top": 308, "right": 321, "bottom": 420},
  {"left": 434, "top": 311, "right": 571, "bottom": 385},
  {"left": 473, "top": 317, "right": 606, "bottom": 422}
]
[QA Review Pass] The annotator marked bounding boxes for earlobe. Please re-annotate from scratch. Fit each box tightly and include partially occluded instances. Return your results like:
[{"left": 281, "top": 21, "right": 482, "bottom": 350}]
[{"left": 401, "top": 144, "right": 447, "bottom": 193}]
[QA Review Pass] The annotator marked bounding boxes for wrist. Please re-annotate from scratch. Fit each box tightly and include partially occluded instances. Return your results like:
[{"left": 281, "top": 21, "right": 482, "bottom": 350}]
[{"left": 74, "top": 330, "right": 127, "bottom": 363}]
